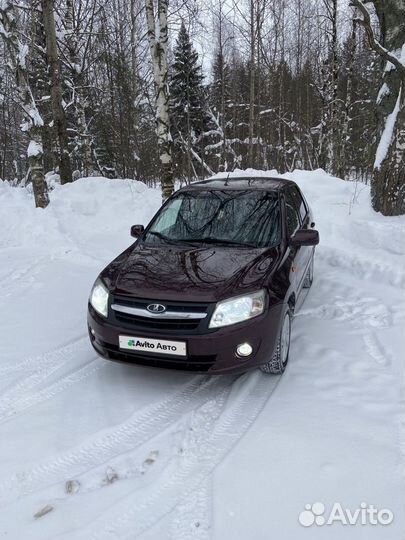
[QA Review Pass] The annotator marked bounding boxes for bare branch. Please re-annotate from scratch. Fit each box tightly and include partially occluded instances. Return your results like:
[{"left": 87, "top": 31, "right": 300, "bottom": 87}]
[{"left": 351, "top": 0, "right": 405, "bottom": 74}]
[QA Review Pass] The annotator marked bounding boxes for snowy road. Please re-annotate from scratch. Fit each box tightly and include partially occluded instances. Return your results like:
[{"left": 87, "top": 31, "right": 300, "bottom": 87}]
[{"left": 0, "top": 171, "right": 404, "bottom": 540}]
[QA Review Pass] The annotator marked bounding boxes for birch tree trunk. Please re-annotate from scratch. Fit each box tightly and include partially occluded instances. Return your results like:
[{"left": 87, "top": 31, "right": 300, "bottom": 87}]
[
  {"left": 323, "top": 0, "right": 340, "bottom": 175},
  {"left": 248, "top": 0, "right": 255, "bottom": 168},
  {"left": 41, "top": 0, "right": 72, "bottom": 184},
  {"left": 216, "top": 2, "right": 227, "bottom": 171},
  {"left": 353, "top": 0, "right": 405, "bottom": 215},
  {"left": 31, "top": 0, "right": 54, "bottom": 174},
  {"left": 65, "top": 0, "right": 94, "bottom": 177},
  {"left": 145, "top": 0, "right": 174, "bottom": 200},
  {"left": 339, "top": 16, "right": 357, "bottom": 179},
  {"left": 0, "top": 0, "right": 49, "bottom": 208}
]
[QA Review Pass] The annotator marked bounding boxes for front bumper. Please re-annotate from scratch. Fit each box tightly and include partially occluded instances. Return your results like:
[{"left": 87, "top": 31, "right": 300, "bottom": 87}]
[{"left": 87, "top": 303, "right": 284, "bottom": 374}]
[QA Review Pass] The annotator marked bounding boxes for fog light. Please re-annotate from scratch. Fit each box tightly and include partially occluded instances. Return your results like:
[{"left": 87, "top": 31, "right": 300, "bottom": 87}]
[
  {"left": 90, "top": 327, "right": 96, "bottom": 337},
  {"left": 236, "top": 342, "right": 253, "bottom": 358}
]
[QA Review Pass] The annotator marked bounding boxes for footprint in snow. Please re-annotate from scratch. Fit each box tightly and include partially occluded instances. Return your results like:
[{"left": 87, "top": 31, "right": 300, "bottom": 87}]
[
  {"left": 143, "top": 450, "right": 159, "bottom": 467},
  {"left": 65, "top": 479, "right": 81, "bottom": 495},
  {"left": 103, "top": 467, "right": 119, "bottom": 485},
  {"left": 141, "top": 450, "right": 160, "bottom": 474},
  {"left": 34, "top": 504, "right": 53, "bottom": 519}
]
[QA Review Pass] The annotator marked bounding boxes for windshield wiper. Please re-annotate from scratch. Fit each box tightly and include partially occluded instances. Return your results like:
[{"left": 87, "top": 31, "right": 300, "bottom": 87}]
[
  {"left": 147, "top": 231, "right": 195, "bottom": 246},
  {"left": 147, "top": 232, "right": 256, "bottom": 248},
  {"left": 180, "top": 237, "right": 257, "bottom": 248}
]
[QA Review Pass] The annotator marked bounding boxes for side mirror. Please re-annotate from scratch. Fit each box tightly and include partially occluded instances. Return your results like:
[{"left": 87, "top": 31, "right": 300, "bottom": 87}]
[
  {"left": 291, "top": 229, "right": 319, "bottom": 247},
  {"left": 130, "top": 224, "right": 145, "bottom": 238}
]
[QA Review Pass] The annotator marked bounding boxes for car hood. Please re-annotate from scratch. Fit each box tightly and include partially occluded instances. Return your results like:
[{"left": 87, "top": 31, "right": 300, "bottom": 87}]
[{"left": 102, "top": 243, "right": 279, "bottom": 303}]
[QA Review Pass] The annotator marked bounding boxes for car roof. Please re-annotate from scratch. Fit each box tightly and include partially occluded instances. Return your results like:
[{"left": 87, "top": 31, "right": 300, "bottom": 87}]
[{"left": 177, "top": 176, "right": 296, "bottom": 192}]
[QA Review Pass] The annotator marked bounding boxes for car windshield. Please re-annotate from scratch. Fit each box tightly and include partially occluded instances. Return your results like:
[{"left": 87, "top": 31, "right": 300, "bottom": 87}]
[{"left": 143, "top": 190, "right": 281, "bottom": 248}]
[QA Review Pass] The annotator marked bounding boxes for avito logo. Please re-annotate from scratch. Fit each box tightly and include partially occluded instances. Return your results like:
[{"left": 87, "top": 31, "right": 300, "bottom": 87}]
[
  {"left": 127, "top": 339, "right": 156, "bottom": 349},
  {"left": 298, "top": 502, "right": 394, "bottom": 527}
]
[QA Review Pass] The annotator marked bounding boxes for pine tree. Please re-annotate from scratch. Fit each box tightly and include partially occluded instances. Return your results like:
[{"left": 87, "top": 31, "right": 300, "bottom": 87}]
[{"left": 170, "top": 21, "right": 207, "bottom": 180}]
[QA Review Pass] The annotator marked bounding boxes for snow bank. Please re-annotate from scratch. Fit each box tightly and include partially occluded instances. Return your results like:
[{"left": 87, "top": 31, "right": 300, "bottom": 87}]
[{"left": 0, "top": 176, "right": 161, "bottom": 262}]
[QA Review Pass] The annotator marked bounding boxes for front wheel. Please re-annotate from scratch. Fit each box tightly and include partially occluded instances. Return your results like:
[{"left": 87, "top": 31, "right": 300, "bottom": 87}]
[{"left": 260, "top": 309, "right": 292, "bottom": 375}]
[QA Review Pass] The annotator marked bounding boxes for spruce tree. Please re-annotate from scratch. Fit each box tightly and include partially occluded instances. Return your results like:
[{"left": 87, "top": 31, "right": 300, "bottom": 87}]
[
  {"left": 170, "top": 21, "right": 207, "bottom": 180},
  {"left": 211, "top": 51, "right": 231, "bottom": 115}
]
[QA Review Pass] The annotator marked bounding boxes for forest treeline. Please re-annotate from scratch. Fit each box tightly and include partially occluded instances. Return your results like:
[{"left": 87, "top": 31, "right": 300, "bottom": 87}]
[{"left": 0, "top": 0, "right": 404, "bottom": 214}]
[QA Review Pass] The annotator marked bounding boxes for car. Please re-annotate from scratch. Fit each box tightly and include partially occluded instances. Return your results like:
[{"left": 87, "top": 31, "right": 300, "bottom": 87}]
[{"left": 87, "top": 176, "right": 319, "bottom": 375}]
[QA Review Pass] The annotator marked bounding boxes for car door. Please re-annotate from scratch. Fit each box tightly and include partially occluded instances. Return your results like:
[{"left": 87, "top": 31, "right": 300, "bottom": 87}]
[
  {"left": 291, "top": 186, "right": 314, "bottom": 288},
  {"left": 284, "top": 187, "right": 309, "bottom": 292}
]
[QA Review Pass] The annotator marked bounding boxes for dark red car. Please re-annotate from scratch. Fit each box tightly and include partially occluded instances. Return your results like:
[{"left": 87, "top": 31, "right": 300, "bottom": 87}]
[{"left": 88, "top": 176, "right": 319, "bottom": 375}]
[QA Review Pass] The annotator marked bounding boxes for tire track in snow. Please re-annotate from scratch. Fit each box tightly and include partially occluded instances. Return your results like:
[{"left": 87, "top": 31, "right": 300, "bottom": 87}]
[
  {"left": 0, "top": 338, "right": 92, "bottom": 420},
  {"left": 60, "top": 385, "right": 232, "bottom": 501},
  {"left": 0, "top": 358, "right": 101, "bottom": 425},
  {"left": 0, "top": 335, "right": 87, "bottom": 377},
  {"left": 68, "top": 372, "right": 280, "bottom": 540},
  {"left": 0, "top": 252, "right": 56, "bottom": 291},
  {"left": 0, "top": 261, "right": 40, "bottom": 286},
  {"left": 298, "top": 295, "right": 392, "bottom": 328},
  {"left": 318, "top": 246, "right": 405, "bottom": 289},
  {"left": 170, "top": 478, "right": 212, "bottom": 540},
  {"left": 297, "top": 263, "right": 396, "bottom": 370},
  {"left": 296, "top": 273, "right": 394, "bottom": 330},
  {"left": 0, "top": 374, "right": 234, "bottom": 506}
]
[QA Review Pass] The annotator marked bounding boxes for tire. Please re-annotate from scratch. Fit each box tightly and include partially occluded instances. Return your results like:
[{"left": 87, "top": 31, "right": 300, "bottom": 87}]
[
  {"left": 260, "top": 309, "right": 292, "bottom": 375},
  {"left": 303, "top": 252, "right": 314, "bottom": 289}
]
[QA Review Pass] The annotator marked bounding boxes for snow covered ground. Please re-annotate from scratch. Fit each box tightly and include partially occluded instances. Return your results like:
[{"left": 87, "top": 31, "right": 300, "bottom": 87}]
[{"left": 0, "top": 170, "right": 404, "bottom": 540}]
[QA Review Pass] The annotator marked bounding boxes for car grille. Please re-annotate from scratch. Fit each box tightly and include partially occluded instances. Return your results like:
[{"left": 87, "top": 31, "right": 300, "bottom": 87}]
[{"left": 109, "top": 295, "right": 214, "bottom": 334}]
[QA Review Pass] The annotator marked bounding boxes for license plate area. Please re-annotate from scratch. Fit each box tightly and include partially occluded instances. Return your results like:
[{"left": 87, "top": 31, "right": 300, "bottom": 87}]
[{"left": 119, "top": 335, "right": 187, "bottom": 357}]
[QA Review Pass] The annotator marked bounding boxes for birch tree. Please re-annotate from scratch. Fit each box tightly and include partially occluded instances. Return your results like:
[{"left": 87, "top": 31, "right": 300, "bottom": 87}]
[
  {"left": 352, "top": 0, "right": 405, "bottom": 215},
  {"left": 145, "top": 0, "right": 173, "bottom": 200},
  {"left": 319, "top": 0, "right": 340, "bottom": 175},
  {"left": 41, "top": 0, "right": 72, "bottom": 184},
  {"left": 211, "top": 0, "right": 232, "bottom": 171},
  {"left": 339, "top": 14, "right": 357, "bottom": 179},
  {"left": 0, "top": 0, "right": 49, "bottom": 207},
  {"left": 64, "top": 0, "right": 94, "bottom": 177},
  {"left": 247, "top": 0, "right": 255, "bottom": 168}
]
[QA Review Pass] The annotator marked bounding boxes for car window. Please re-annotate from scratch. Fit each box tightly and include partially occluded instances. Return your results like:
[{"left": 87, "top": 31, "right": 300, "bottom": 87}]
[
  {"left": 289, "top": 187, "right": 308, "bottom": 222},
  {"left": 149, "top": 197, "right": 182, "bottom": 234},
  {"left": 144, "top": 190, "right": 281, "bottom": 248},
  {"left": 285, "top": 200, "right": 300, "bottom": 237}
]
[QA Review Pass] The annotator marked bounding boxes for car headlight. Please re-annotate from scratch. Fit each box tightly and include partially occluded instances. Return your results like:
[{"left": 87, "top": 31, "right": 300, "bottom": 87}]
[
  {"left": 209, "top": 290, "right": 266, "bottom": 328},
  {"left": 89, "top": 278, "right": 109, "bottom": 317}
]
